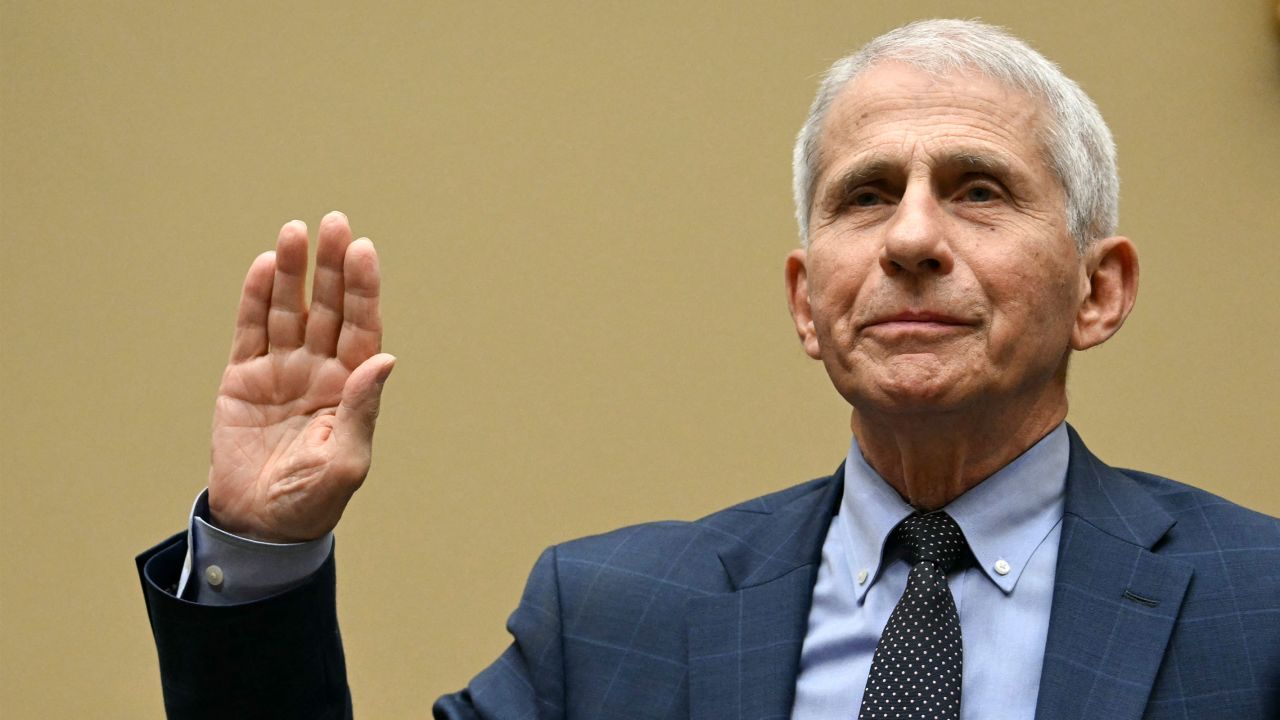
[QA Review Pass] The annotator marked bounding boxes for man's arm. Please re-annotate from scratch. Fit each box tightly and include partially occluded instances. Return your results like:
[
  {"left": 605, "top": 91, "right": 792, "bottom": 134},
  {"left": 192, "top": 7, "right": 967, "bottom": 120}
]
[
  {"left": 140, "top": 214, "right": 567, "bottom": 718},
  {"left": 139, "top": 212, "right": 391, "bottom": 717}
]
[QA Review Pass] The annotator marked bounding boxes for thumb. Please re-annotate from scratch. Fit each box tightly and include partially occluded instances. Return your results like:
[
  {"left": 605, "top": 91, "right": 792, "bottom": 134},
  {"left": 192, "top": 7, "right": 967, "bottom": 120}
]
[{"left": 336, "top": 352, "right": 396, "bottom": 455}]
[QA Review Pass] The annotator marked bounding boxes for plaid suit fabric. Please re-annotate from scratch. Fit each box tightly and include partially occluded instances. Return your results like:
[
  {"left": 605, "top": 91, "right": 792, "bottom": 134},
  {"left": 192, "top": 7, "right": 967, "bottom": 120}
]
[
  {"left": 435, "top": 477, "right": 838, "bottom": 720},
  {"left": 1034, "top": 444, "right": 1280, "bottom": 720},
  {"left": 141, "top": 428, "right": 1279, "bottom": 720}
]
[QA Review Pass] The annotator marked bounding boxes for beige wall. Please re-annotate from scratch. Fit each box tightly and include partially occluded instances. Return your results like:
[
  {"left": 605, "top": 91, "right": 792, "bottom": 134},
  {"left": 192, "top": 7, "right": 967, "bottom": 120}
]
[{"left": 2, "top": 1, "right": 1277, "bottom": 716}]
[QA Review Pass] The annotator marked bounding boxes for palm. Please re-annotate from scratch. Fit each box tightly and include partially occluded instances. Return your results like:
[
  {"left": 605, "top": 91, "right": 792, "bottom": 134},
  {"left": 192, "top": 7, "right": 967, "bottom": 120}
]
[
  {"left": 207, "top": 213, "right": 395, "bottom": 542},
  {"left": 211, "top": 354, "right": 346, "bottom": 535}
]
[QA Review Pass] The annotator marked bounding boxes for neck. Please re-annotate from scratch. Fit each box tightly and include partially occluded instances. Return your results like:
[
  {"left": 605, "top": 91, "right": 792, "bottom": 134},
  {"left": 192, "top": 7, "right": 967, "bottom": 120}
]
[{"left": 851, "top": 388, "right": 1067, "bottom": 511}]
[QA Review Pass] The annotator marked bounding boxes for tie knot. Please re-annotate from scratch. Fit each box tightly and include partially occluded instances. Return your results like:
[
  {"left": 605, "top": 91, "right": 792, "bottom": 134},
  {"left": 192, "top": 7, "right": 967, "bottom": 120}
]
[{"left": 894, "top": 511, "right": 966, "bottom": 572}]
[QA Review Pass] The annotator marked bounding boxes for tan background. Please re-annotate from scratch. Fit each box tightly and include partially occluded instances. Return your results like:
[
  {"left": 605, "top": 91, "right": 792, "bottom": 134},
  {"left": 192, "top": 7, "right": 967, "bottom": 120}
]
[{"left": 2, "top": 1, "right": 1277, "bottom": 716}]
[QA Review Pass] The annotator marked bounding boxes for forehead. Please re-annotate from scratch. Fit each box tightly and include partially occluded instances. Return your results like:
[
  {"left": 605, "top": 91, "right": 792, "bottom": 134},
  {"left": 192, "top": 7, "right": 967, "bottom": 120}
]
[{"left": 816, "top": 61, "right": 1053, "bottom": 184}]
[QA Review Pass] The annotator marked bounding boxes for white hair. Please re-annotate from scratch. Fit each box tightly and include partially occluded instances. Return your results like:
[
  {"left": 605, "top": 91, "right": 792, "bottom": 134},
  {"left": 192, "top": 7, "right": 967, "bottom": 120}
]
[{"left": 792, "top": 19, "right": 1118, "bottom": 251}]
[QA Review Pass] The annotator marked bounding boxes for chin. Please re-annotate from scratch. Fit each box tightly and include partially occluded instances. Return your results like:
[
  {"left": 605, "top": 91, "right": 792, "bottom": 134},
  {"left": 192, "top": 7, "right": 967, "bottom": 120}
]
[
  {"left": 839, "top": 365, "right": 977, "bottom": 416},
  {"left": 858, "top": 386, "right": 971, "bottom": 415}
]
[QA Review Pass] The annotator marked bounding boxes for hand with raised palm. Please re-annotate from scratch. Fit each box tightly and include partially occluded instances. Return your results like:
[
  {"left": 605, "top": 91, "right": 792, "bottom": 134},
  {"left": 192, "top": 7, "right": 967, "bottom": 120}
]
[{"left": 207, "top": 211, "right": 395, "bottom": 543}]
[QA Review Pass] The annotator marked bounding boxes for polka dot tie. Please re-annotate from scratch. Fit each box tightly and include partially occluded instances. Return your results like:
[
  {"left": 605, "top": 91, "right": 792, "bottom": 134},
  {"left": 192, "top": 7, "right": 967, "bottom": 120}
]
[{"left": 858, "top": 511, "right": 967, "bottom": 720}]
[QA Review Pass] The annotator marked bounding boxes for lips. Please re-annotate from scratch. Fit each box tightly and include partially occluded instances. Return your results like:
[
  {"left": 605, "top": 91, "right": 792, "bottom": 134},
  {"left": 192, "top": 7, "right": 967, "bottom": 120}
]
[
  {"left": 859, "top": 310, "right": 976, "bottom": 338},
  {"left": 862, "top": 310, "right": 973, "bottom": 329}
]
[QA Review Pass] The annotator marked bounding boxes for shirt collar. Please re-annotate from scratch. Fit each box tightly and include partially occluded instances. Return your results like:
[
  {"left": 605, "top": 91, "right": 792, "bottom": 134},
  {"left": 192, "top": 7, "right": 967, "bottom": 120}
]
[{"left": 839, "top": 422, "right": 1069, "bottom": 601}]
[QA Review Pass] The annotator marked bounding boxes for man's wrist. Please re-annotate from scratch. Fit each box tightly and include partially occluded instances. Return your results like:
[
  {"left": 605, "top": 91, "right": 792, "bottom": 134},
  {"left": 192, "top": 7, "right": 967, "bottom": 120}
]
[{"left": 178, "top": 488, "right": 333, "bottom": 605}]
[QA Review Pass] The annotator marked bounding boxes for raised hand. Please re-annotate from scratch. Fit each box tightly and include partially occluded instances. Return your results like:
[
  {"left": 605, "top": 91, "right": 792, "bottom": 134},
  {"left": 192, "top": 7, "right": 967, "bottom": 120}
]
[{"left": 207, "top": 212, "right": 395, "bottom": 542}]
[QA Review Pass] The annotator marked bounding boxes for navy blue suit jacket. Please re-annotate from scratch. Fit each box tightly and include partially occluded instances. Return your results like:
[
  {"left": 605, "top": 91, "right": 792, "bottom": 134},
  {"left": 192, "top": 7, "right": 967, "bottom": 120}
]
[{"left": 139, "top": 428, "right": 1280, "bottom": 718}]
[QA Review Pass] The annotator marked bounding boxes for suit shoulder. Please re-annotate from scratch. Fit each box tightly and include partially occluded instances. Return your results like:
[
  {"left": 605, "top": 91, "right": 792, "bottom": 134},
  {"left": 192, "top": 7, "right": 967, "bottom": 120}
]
[
  {"left": 549, "top": 473, "right": 837, "bottom": 595},
  {"left": 1116, "top": 467, "right": 1279, "bottom": 542},
  {"left": 697, "top": 474, "right": 834, "bottom": 519}
]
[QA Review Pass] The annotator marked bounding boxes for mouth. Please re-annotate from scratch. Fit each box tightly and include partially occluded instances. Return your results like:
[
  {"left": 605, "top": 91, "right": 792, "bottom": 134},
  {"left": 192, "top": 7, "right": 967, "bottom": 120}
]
[{"left": 860, "top": 310, "right": 975, "bottom": 337}]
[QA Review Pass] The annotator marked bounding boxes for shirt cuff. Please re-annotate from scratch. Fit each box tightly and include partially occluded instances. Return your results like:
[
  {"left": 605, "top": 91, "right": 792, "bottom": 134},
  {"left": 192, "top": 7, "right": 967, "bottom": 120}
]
[{"left": 176, "top": 489, "right": 333, "bottom": 606}]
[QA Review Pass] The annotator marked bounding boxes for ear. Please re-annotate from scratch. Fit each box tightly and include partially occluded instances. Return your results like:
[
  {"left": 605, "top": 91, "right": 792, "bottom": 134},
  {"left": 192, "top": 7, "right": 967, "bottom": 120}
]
[
  {"left": 1071, "top": 236, "right": 1139, "bottom": 351},
  {"left": 785, "top": 248, "right": 823, "bottom": 359}
]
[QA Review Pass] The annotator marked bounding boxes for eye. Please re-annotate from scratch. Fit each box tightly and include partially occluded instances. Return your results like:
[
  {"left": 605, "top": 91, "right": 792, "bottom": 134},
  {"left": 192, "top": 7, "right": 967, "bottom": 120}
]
[
  {"left": 851, "top": 191, "right": 882, "bottom": 207},
  {"left": 962, "top": 185, "right": 996, "bottom": 202}
]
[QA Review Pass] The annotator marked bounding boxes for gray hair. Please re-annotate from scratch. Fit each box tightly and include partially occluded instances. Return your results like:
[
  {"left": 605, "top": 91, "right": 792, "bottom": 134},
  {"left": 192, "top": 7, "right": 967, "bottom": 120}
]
[{"left": 792, "top": 19, "right": 1118, "bottom": 251}]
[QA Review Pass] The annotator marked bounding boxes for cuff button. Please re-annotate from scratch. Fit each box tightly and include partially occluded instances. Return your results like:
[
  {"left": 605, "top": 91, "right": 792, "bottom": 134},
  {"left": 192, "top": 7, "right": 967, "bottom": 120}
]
[{"left": 204, "top": 565, "right": 224, "bottom": 587}]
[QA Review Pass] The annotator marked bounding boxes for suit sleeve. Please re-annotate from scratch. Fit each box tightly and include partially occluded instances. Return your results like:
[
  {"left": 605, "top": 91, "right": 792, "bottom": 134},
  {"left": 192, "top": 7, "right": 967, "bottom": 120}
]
[
  {"left": 140, "top": 535, "right": 567, "bottom": 719},
  {"left": 137, "top": 532, "right": 353, "bottom": 720},
  {"left": 433, "top": 546, "right": 567, "bottom": 720}
]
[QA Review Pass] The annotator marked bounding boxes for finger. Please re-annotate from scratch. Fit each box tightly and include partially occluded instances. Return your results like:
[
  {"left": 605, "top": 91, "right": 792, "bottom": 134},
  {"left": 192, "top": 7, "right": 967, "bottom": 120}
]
[
  {"left": 267, "top": 220, "right": 309, "bottom": 351},
  {"left": 336, "top": 238, "right": 382, "bottom": 369},
  {"left": 333, "top": 353, "right": 397, "bottom": 479},
  {"left": 228, "top": 251, "right": 277, "bottom": 362},
  {"left": 305, "top": 211, "right": 354, "bottom": 357}
]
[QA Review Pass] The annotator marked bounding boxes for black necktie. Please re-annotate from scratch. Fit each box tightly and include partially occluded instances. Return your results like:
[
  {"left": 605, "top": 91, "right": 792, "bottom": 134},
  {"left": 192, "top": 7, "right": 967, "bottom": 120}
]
[{"left": 858, "top": 511, "right": 967, "bottom": 720}]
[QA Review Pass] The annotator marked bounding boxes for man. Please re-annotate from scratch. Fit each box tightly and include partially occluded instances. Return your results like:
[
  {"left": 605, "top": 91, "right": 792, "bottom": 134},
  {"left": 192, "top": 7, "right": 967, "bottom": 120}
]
[{"left": 138, "top": 19, "right": 1279, "bottom": 719}]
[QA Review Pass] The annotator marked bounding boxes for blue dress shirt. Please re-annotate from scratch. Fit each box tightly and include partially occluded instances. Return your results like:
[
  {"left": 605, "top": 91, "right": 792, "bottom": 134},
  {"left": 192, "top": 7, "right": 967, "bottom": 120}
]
[{"left": 791, "top": 423, "right": 1069, "bottom": 719}]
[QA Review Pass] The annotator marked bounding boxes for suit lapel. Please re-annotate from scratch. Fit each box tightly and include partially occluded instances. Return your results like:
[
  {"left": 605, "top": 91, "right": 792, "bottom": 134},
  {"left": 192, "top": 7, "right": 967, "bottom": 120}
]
[
  {"left": 687, "top": 468, "right": 843, "bottom": 720},
  {"left": 1034, "top": 428, "right": 1193, "bottom": 720}
]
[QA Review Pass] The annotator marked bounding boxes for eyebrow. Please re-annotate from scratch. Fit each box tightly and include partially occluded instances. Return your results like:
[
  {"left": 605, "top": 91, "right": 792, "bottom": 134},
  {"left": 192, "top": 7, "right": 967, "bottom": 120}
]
[
  {"left": 819, "top": 150, "right": 1019, "bottom": 208},
  {"left": 820, "top": 157, "right": 897, "bottom": 209},
  {"left": 951, "top": 152, "right": 1014, "bottom": 178}
]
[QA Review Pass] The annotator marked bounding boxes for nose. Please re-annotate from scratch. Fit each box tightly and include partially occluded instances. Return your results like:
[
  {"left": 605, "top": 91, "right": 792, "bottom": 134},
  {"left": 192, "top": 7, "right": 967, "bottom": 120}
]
[{"left": 879, "top": 182, "right": 954, "bottom": 277}]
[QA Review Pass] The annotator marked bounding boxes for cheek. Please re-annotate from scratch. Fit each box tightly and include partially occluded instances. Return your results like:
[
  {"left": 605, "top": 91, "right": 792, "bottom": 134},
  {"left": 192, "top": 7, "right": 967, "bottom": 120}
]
[
  {"left": 986, "top": 256, "right": 1080, "bottom": 354},
  {"left": 807, "top": 250, "right": 873, "bottom": 328},
  {"left": 809, "top": 283, "right": 855, "bottom": 346},
  {"left": 977, "top": 235, "right": 1080, "bottom": 319}
]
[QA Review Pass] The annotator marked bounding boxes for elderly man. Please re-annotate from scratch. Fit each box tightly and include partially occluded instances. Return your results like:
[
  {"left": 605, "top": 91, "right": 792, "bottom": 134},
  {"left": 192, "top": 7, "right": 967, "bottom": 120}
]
[{"left": 138, "top": 19, "right": 1278, "bottom": 720}]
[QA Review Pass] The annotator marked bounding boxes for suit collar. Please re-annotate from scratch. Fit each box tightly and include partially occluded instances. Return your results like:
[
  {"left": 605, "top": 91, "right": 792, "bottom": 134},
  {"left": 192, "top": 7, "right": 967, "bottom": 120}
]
[
  {"left": 1034, "top": 426, "right": 1192, "bottom": 720},
  {"left": 1060, "top": 425, "right": 1175, "bottom": 549},
  {"left": 687, "top": 467, "right": 843, "bottom": 720},
  {"left": 716, "top": 465, "right": 845, "bottom": 590},
  {"left": 709, "top": 424, "right": 1175, "bottom": 588}
]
